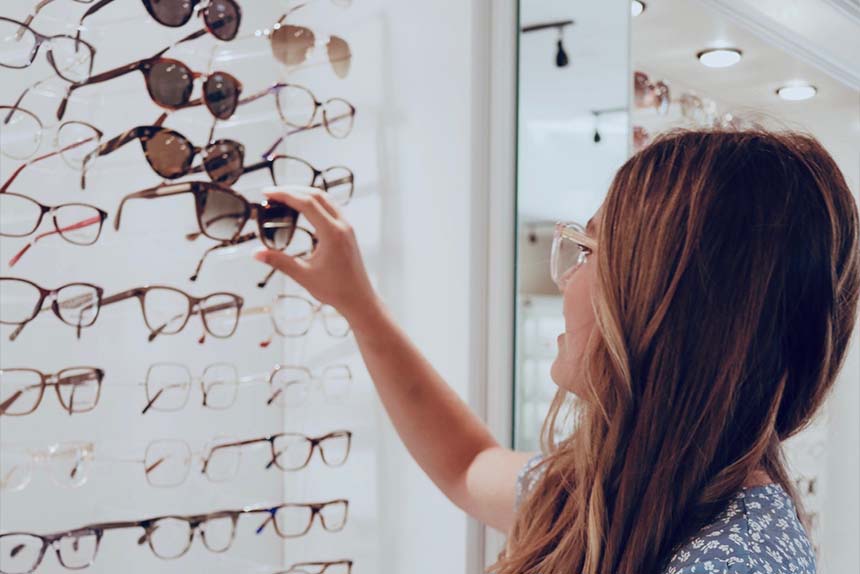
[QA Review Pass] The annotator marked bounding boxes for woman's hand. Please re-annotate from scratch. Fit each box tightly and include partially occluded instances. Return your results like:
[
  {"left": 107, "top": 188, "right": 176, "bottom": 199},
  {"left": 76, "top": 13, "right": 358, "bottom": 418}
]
[{"left": 254, "top": 186, "right": 380, "bottom": 326}]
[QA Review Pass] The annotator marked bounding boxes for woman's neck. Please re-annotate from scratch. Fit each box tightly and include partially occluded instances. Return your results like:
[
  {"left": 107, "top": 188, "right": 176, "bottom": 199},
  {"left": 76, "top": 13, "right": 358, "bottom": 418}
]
[{"left": 741, "top": 468, "right": 774, "bottom": 488}]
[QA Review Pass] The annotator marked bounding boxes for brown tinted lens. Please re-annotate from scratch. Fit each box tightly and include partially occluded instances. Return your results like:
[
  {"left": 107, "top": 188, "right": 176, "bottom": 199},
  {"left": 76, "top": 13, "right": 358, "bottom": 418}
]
[
  {"left": 204, "top": 72, "right": 240, "bottom": 120},
  {"left": 270, "top": 25, "right": 314, "bottom": 67},
  {"left": 147, "top": 60, "right": 194, "bottom": 108},
  {"left": 204, "top": 0, "right": 241, "bottom": 41},
  {"left": 145, "top": 130, "right": 194, "bottom": 178},
  {"left": 146, "top": 0, "right": 194, "bottom": 26},
  {"left": 198, "top": 188, "right": 246, "bottom": 241},
  {"left": 327, "top": 35, "right": 351, "bottom": 79},
  {"left": 258, "top": 201, "right": 297, "bottom": 250},
  {"left": 204, "top": 141, "right": 244, "bottom": 185}
]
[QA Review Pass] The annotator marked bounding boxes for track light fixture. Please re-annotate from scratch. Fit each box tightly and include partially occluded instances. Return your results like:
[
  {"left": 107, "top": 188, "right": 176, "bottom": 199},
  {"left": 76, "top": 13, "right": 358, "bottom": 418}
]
[{"left": 522, "top": 19, "right": 574, "bottom": 69}]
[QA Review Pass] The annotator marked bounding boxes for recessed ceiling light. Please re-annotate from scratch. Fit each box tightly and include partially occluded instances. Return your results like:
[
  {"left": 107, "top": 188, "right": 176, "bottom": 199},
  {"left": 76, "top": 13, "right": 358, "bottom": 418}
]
[
  {"left": 776, "top": 84, "right": 817, "bottom": 101},
  {"left": 697, "top": 48, "right": 743, "bottom": 68},
  {"left": 631, "top": 1, "right": 646, "bottom": 17}
]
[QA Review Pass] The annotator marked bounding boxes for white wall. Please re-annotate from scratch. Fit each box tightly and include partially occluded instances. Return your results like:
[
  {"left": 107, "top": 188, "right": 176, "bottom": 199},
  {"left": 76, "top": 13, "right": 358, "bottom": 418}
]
[{"left": 0, "top": 1, "right": 494, "bottom": 573}]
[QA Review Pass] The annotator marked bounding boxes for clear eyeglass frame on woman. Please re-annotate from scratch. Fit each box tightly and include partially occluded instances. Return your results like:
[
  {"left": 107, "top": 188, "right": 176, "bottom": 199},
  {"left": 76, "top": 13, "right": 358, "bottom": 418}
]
[{"left": 550, "top": 221, "right": 597, "bottom": 291}]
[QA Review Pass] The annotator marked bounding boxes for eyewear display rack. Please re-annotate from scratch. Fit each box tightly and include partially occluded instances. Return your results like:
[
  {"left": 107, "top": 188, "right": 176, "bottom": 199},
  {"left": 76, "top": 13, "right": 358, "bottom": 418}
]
[{"left": 0, "top": 1, "right": 372, "bottom": 573}]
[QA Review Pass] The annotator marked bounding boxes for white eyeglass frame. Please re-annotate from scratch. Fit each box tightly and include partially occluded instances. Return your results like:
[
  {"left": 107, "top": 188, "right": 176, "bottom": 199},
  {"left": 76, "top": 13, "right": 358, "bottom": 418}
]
[{"left": 550, "top": 221, "right": 596, "bottom": 291}]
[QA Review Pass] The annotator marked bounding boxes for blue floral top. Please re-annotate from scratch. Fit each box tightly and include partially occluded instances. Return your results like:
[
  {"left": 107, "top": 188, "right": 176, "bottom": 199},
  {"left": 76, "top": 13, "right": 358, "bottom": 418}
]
[{"left": 515, "top": 455, "right": 816, "bottom": 574}]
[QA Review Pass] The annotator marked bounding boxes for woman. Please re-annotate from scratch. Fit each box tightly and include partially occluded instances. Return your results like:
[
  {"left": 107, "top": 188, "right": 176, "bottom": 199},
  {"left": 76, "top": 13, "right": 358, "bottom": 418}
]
[{"left": 255, "top": 129, "right": 860, "bottom": 574}]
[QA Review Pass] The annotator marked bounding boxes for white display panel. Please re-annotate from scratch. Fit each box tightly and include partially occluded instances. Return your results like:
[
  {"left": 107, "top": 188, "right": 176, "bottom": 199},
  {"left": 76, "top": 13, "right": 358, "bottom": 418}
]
[{"left": 0, "top": 2, "right": 356, "bottom": 572}]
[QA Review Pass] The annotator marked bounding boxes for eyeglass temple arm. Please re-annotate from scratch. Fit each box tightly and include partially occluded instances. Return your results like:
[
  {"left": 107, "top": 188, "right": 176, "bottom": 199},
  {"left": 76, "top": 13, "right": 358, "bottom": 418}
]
[
  {"left": 202, "top": 437, "right": 271, "bottom": 474},
  {"left": 57, "top": 58, "right": 147, "bottom": 121},
  {"left": 81, "top": 125, "right": 157, "bottom": 189},
  {"left": 9, "top": 212, "right": 105, "bottom": 268},
  {"left": 189, "top": 232, "right": 258, "bottom": 282},
  {"left": 115, "top": 182, "right": 197, "bottom": 230},
  {"left": 257, "top": 228, "right": 317, "bottom": 289},
  {"left": 16, "top": 0, "right": 56, "bottom": 38},
  {"left": 261, "top": 110, "right": 354, "bottom": 159},
  {"left": 1, "top": 134, "right": 100, "bottom": 194}
]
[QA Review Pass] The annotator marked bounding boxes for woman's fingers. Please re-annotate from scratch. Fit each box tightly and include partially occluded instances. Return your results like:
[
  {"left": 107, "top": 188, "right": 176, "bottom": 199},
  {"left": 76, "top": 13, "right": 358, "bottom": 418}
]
[
  {"left": 263, "top": 185, "right": 339, "bottom": 236},
  {"left": 254, "top": 248, "right": 310, "bottom": 282},
  {"left": 313, "top": 188, "right": 343, "bottom": 219}
]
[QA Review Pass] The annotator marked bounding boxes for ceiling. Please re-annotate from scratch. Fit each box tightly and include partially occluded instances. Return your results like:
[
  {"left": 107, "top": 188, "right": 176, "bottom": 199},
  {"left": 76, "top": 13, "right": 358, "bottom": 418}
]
[{"left": 516, "top": 0, "right": 860, "bottom": 225}]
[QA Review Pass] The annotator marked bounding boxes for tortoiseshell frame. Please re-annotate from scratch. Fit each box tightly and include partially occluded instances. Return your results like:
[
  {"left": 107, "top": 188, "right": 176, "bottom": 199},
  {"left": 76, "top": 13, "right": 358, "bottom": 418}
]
[
  {"left": 96, "top": 285, "right": 244, "bottom": 342},
  {"left": 77, "top": 0, "right": 242, "bottom": 42},
  {"left": 0, "top": 366, "right": 104, "bottom": 416},
  {"left": 202, "top": 430, "right": 353, "bottom": 474},
  {"left": 79, "top": 116, "right": 245, "bottom": 189},
  {"left": 56, "top": 48, "right": 243, "bottom": 121},
  {"left": 0, "top": 499, "right": 348, "bottom": 571},
  {"left": 0, "top": 277, "right": 103, "bottom": 341}
]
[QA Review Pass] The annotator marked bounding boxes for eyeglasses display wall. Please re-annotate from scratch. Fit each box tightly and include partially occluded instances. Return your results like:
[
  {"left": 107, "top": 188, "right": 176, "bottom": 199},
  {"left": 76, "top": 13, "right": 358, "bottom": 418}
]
[{"left": 1, "top": 1, "right": 371, "bottom": 572}]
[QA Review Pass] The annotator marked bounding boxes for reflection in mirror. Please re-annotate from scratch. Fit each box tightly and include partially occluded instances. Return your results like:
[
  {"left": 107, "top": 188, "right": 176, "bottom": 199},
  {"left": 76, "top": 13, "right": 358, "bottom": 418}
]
[{"left": 514, "top": 0, "right": 630, "bottom": 450}]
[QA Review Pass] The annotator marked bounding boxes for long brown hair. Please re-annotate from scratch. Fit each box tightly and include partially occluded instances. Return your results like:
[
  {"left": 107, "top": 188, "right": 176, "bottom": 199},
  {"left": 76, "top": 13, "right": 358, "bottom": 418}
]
[{"left": 494, "top": 129, "right": 860, "bottom": 574}]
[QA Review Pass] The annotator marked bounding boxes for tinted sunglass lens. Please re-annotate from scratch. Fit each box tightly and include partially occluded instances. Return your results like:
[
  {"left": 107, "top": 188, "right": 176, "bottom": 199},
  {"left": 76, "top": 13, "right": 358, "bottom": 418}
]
[
  {"left": 203, "top": 142, "right": 244, "bottom": 185},
  {"left": 259, "top": 201, "right": 297, "bottom": 250},
  {"left": 0, "top": 19, "right": 37, "bottom": 68},
  {"left": 148, "top": 60, "right": 194, "bottom": 108},
  {"left": 204, "top": 0, "right": 241, "bottom": 41},
  {"left": 146, "top": 130, "right": 194, "bottom": 178},
  {"left": 203, "top": 72, "right": 240, "bottom": 120},
  {"left": 198, "top": 188, "right": 246, "bottom": 240},
  {"left": 270, "top": 24, "right": 315, "bottom": 68},
  {"left": 327, "top": 35, "right": 351, "bottom": 78},
  {"left": 147, "top": 0, "right": 194, "bottom": 27}
]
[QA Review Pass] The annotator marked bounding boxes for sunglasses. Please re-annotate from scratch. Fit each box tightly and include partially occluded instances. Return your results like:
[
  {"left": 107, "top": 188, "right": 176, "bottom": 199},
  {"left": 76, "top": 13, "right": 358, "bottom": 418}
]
[
  {"left": 265, "top": 15, "right": 351, "bottom": 79},
  {"left": 1, "top": 192, "right": 108, "bottom": 268},
  {"left": 0, "top": 277, "right": 243, "bottom": 343},
  {"left": 0, "top": 17, "right": 96, "bottom": 83},
  {"left": 79, "top": 114, "right": 244, "bottom": 188},
  {"left": 78, "top": 0, "right": 241, "bottom": 42},
  {"left": 634, "top": 71, "right": 671, "bottom": 115},
  {"left": 0, "top": 367, "right": 104, "bottom": 417},
  {"left": 57, "top": 48, "right": 242, "bottom": 121},
  {"left": 115, "top": 181, "right": 316, "bottom": 285}
]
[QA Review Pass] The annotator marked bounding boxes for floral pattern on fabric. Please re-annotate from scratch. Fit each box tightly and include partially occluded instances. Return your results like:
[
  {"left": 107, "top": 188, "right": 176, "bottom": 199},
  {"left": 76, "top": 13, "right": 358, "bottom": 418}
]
[{"left": 514, "top": 456, "right": 816, "bottom": 574}]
